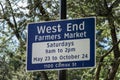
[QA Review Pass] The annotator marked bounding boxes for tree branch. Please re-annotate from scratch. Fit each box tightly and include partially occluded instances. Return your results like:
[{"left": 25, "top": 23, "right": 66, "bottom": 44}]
[
  {"left": 34, "top": 0, "right": 50, "bottom": 21},
  {"left": 0, "top": 2, "right": 5, "bottom": 15},
  {"left": 109, "top": 0, "right": 120, "bottom": 10},
  {"left": 95, "top": 39, "right": 120, "bottom": 80},
  {"left": 105, "top": 14, "right": 120, "bottom": 80},
  {"left": 102, "top": 39, "right": 120, "bottom": 58},
  {"left": 2, "top": 0, "right": 24, "bottom": 44},
  {"left": 7, "top": 0, "right": 17, "bottom": 29}
]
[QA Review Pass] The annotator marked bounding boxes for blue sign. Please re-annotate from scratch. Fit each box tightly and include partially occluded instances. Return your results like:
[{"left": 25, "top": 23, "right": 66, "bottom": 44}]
[{"left": 27, "top": 17, "right": 96, "bottom": 71}]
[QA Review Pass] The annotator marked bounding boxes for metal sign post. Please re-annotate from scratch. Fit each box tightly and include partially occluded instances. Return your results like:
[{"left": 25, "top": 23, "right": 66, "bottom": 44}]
[{"left": 58, "top": 0, "right": 67, "bottom": 80}]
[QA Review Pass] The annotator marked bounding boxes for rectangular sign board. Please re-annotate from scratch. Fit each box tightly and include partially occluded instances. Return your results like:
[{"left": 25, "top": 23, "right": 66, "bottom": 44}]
[{"left": 27, "top": 17, "right": 96, "bottom": 71}]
